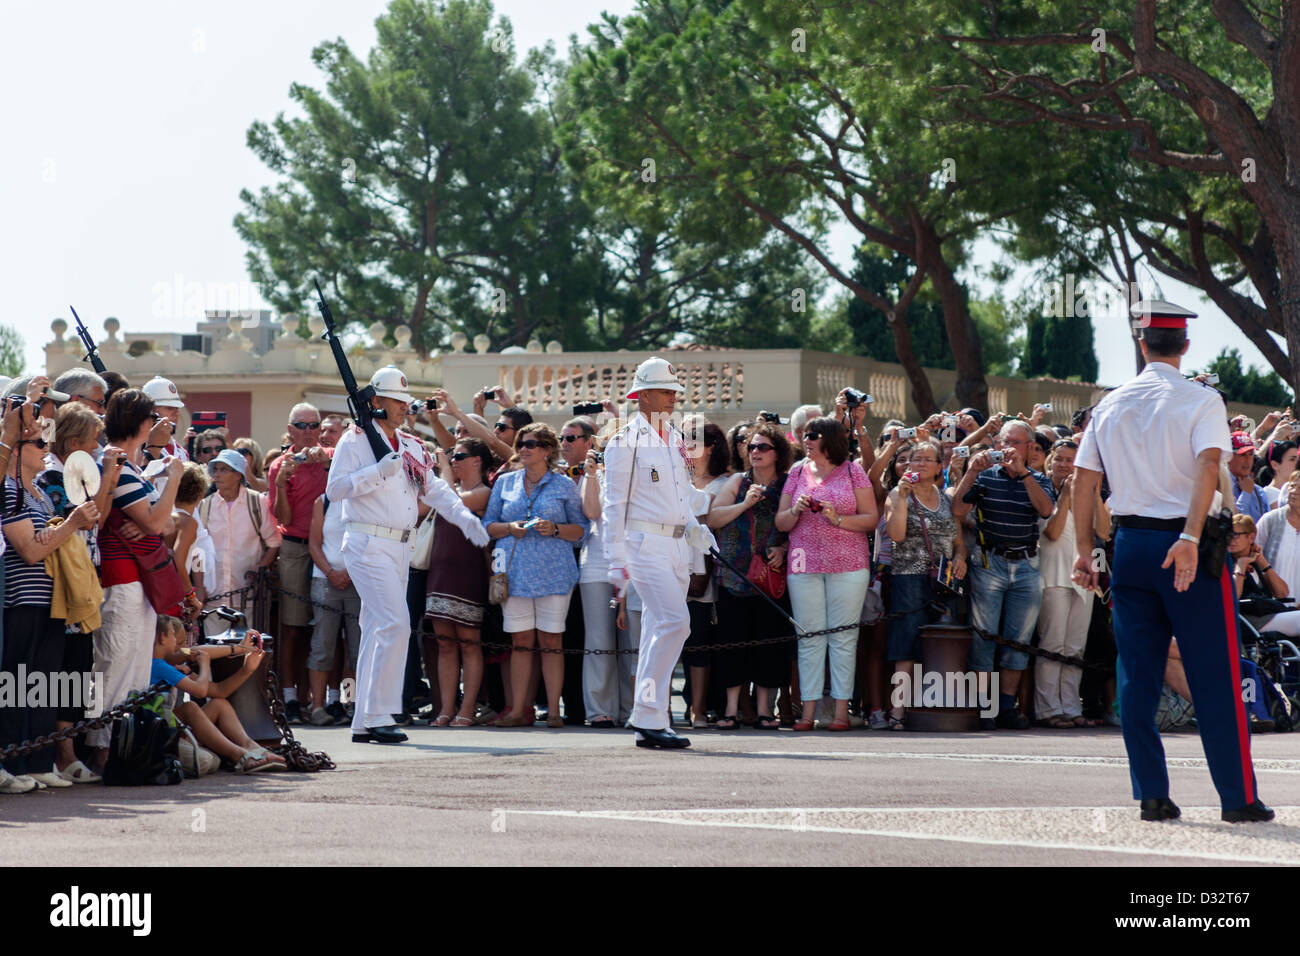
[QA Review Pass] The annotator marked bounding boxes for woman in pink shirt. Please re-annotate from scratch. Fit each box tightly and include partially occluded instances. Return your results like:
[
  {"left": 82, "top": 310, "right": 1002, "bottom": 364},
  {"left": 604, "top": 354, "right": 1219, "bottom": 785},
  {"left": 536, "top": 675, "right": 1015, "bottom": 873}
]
[{"left": 776, "top": 417, "right": 878, "bottom": 730}]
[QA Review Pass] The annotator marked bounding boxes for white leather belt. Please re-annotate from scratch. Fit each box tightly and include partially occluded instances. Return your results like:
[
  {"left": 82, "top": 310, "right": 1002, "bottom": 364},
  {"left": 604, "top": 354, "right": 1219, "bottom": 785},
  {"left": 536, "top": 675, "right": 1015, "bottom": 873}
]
[
  {"left": 627, "top": 519, "right": 685, "bottom": 538},
  {"left": 347, "top": 522, "right": 411, "bottom": 543}
]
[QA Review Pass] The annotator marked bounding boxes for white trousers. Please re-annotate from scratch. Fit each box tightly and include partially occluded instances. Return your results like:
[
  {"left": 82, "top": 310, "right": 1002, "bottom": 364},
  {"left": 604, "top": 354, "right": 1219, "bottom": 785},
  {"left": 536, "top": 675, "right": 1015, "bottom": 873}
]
[
  {"left": 345, "top": 533, "right": 411, "bottom": 731},
  {"left": 627, "top": 532, "right": 690, "bottom": 730},
  {"left": 1034, "top": 585, "right": 1094, "bottom": 719},
  {"left": 88, "top": 582, "right": 156, "bottom": 748}
]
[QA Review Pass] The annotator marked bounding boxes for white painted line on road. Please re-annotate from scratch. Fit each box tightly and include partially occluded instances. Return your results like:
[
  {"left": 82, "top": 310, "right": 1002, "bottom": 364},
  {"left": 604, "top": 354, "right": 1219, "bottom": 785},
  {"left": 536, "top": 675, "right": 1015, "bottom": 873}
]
[
  {"left": 509, "top": 808, "right": 1300, "bottom": 865},
  {"left": 744, "top": 751, "right": 1300, "bottom": 773}
]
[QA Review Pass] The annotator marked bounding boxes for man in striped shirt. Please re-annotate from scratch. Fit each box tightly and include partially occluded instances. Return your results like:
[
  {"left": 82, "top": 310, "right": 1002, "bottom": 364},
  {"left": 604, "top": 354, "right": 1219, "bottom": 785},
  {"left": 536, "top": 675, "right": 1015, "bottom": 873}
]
[{"left": 951, "top": 419, "right": 1055, "bottom": 728}]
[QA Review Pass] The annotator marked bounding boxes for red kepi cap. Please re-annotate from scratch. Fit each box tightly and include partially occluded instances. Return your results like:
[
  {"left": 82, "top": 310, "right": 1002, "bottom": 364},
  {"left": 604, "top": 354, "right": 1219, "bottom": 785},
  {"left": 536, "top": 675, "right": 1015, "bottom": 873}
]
[{"left": 1130, "top": 299, "right": 1197, "bottom": 329}]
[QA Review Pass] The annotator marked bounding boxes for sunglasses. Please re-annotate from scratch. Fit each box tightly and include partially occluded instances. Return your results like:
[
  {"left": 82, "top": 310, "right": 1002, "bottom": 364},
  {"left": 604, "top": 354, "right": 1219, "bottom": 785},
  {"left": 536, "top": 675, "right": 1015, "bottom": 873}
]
[
  {"left": 518, "top": 439, "right": 549, "bottom": 450},
  {"left": 748, "top": 442, "right": 774, "bottom": 453},
  {"left": 27, "top": 438, "right": 48, "bottom": 450},
  {"left": 200, "top": 446, "right": 225, "bottom": 455},
  {"left": 290, "top": 421, "right": 321, "bottom": 430},
  {"left": 494, "top": 422, "right": 512, "bottom": 432},
  {"left": 560, "top": 434, "right": 588, "bottom": 443},
  {"left": 805, "top": 432, "right": 822, "bottom": 441},
  {"left": 450, "top": 452, "right": 472, "bottom": 462},
  {"left": 238, "top": 448, "right": 254, "bottom": 458}
]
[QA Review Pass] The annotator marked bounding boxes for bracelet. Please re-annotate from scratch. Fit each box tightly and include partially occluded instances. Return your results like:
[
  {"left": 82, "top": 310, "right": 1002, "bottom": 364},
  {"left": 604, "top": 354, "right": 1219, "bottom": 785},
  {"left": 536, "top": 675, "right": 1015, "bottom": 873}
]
[
  {"left": 1178, "top": 532, "right": 1199, "bottom": 544},
  {"left": 1260, "top": 565, "right": 1273, "bottom": 574}
]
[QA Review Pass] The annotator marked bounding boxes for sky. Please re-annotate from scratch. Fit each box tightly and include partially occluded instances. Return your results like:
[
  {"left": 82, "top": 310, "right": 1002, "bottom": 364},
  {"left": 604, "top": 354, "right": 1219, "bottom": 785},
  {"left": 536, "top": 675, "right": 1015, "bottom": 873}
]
[{"left": 2, "top": 0, "right": 1281, "bottom": 390}]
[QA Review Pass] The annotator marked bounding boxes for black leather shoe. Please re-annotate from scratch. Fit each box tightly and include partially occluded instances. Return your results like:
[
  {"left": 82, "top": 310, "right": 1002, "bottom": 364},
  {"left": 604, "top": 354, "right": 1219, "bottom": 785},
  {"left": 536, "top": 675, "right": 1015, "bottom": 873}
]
[
  {"left": 353, "top": 725, "right": 408, "bottom": 744},
  {"left": 631, "top": 726, "right": 691, "bottom": 749},
  {"left": 392, "top": 712, "right": 412, "bottom": 726},
  {"left": 995, "top": 708, "right": 1029, "bottom": 730},
  {"left": 1222, "top": 800, "right": 1274, "bottom": 823},
  {"left": 1140, "top": 798, "right": 1181, "bottom": 821},
  {"left": 285, "top": 700, "right": 302, "bottom": 725}
]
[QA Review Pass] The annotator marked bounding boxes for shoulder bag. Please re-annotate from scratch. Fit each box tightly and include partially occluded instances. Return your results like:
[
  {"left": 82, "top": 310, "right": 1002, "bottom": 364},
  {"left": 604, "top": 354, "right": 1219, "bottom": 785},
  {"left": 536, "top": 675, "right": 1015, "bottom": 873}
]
[{"left": 917, "top": 496, "right": 965, "bottom": 600}]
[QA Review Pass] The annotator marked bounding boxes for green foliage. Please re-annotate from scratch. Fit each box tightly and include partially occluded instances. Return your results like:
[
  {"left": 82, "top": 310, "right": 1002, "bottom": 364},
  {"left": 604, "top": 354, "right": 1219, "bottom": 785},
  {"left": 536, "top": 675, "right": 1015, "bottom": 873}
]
[
  {"left": 1020, "top": 312, "right": 1099, "bottom": 382},
  {"left": 0, "top": 324, "right": 24, "bottom": 378},
  {"left": 1194, "top": 348, "right": 1294, "bottom": 408}
]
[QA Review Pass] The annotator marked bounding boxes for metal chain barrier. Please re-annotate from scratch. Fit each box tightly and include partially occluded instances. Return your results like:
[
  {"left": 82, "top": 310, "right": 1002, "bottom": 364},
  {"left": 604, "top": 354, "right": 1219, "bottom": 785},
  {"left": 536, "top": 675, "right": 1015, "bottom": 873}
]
[
  {"left": 0, "top": 682, "right": 169, "bottom": 762},
  {"left": 264, "top": 579, "right": 1105, "bottom": 671}
]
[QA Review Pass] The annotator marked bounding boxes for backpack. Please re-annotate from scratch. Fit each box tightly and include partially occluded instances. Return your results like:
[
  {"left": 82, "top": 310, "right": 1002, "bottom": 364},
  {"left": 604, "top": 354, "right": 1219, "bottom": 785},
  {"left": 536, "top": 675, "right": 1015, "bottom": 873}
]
[{"left": 102, "top": 706, "right": 183, "bottom": 786}]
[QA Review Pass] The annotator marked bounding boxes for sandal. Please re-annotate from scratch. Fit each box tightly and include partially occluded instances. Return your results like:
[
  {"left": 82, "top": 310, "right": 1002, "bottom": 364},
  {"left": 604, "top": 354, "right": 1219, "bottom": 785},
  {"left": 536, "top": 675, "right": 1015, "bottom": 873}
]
[
  {"left": 715, "top": 714, "right": 741, "bottom": 730},
  {"left": 56, "top": 760, "right": 102, "bottom": 784},
  {"left": 450, "top": 715, "right": 474, "bottom": 727},
  {"left": 235, "top": 751, "right": 276, "bottom": 774},
  {"left": 430, "top": 714, "right": 453, "bottom": 727},
  {"left": 1072, "top": 715, "right": 1104, "bottom": 727},
  {"left": 752, "top": 715, "right": 780, "bottom": 730},
  {"left": 1036, "top": 716, "right": 1075, "bottom": 729},
  {"left": 793, "top": 718, "right": 815, "bottom": 731},
  {"left": 250, "top": 747, "right": 288, "bottom": 770},
  {"left": 887, "top": 713, "right": 905, "bottom": 731},
  {"left": 827, "top": 718, "right": 851, "bottom": 732}
]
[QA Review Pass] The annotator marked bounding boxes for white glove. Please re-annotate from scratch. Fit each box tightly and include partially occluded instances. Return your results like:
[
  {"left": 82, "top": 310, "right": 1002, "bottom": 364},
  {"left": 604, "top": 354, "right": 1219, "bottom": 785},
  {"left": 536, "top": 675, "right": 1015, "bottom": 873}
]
[
  {"left": 377, "top": 452, "right": 402, "bottom": 478},
  {"left": 607, "top": 565, "right": 629, "bottom": 601},
  {"left": 686, "top": 523, "right": 717, "bottom": 555}
]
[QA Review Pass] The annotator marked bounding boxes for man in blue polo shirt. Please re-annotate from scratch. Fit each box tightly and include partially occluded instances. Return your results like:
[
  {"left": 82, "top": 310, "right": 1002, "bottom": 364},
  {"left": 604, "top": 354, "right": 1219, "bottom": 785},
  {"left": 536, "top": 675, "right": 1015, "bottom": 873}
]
[{"left": 951, "top": 419, "right": 1055, "bottom": 728}]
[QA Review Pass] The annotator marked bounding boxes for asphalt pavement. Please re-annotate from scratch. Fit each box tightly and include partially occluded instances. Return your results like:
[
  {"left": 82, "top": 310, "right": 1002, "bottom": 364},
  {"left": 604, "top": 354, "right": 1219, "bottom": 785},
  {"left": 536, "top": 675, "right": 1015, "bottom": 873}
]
[{"left": 3, "top": 722, "right": 1298, "bottom": 866}]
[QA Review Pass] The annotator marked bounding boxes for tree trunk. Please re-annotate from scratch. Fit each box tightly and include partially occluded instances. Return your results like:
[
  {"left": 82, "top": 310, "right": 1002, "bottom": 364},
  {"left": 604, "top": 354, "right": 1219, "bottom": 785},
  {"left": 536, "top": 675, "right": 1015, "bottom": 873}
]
[
  {"left": 884, "top": 305, "right": 938, "bottom": 416},
  {"left": 916, "top": 218, "right": 988, "bottom": 413}
]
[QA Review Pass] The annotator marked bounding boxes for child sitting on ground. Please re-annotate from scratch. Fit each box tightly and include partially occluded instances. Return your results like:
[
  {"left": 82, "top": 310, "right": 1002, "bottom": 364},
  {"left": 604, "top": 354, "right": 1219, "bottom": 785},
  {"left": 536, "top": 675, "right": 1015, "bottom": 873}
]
[{"left": 151, "top": 615, "right": 286, "bottom": 773}]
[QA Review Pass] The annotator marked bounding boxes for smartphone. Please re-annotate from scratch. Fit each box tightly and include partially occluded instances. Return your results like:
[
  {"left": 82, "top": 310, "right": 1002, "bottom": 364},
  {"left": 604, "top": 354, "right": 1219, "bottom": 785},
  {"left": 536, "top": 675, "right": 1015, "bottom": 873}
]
[
  {"left": 482, "top": 386, "right": 502, "bottom": 401},
  {"left": 573, "top": 402, "right": 604, "bottom": 416},
  {"left": 1206, "top": 373, "right": 1220, "bottom": 386}
]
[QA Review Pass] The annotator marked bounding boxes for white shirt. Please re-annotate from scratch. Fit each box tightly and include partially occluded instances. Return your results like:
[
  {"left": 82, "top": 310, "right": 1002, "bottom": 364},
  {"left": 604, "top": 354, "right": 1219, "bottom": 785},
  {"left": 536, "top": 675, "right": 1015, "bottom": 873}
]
[
  {"left": 325, "top": 424, "right": 489, "bottom": 547},
  {"left": 579, "top": 473, "right": 609, "bottom": 584},
  {"left": 1076, "top": 361, "right": 1231, "bottom": 519},
  {"left": 601, "top": 412, "right": 701, "bottom": 568},
  {"left": 311, "top": 497, "right": 348, "bottom": 579},
  {"left": 1254, "top": 508, "right": 1300, "bottom": 598},
  {"left": 204, "top": 487, "right": 281, "bottom": 598}
]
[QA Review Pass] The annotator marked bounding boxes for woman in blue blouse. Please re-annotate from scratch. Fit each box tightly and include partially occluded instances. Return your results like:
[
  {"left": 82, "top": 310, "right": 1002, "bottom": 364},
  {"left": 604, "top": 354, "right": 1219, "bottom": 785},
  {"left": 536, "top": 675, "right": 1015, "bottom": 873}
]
[{"left": 483, "top": 424, "right": 589, "bottom": 728}]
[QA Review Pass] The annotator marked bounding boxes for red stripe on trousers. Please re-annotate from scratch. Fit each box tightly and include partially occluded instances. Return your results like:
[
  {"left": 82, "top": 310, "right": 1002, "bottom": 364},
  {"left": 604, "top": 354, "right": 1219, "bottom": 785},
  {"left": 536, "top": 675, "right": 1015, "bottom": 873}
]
[{"left": 1219, "top": 568, "right": 1255, "bottom": 805}]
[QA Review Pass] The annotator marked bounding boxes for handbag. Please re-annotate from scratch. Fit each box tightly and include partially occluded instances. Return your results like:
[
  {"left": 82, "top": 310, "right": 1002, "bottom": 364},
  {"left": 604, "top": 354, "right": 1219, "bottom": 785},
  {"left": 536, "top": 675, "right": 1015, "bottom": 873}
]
[
  {"left": 104, "top": 510, "right": 187, "bottom": 615},
  {"left": 917, "top": 498, "right": 965, "bottom": 600},
  {"left": 1198, "top": 508, "right": 1233, "bottom": 580},
  {"left": 488, "top": 473, "right": 551, "bottom": 606},
  {"left": 745, "top": 509, "right": 786, "bottom": 600}
]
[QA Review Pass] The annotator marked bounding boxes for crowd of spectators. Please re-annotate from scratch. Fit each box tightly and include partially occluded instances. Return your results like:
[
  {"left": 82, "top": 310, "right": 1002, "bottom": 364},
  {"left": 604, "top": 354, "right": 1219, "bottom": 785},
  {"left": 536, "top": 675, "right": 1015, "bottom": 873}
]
[{"left": 0, "top": 363, "right": 1285, "bottom": 795}]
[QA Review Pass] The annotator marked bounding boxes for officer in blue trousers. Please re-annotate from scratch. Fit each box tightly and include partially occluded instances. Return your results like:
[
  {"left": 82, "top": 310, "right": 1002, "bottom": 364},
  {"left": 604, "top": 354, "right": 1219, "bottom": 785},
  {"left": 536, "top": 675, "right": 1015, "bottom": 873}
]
[{"left": 1072, "top": 299, "right": 1272, "bottom": 823}]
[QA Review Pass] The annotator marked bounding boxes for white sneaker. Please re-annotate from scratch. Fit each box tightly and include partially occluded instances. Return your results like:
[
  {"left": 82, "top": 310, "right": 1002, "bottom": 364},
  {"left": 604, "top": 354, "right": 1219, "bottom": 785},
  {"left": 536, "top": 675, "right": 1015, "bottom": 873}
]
[
  {"left": 0, "top": 769, "right": 36, "bottom": 794},
  {"left": 868, "top": 709, "right": 889, "bottom": 730},
  {"left": 26, "top": 772, "right": 74, "bottom": 789}
]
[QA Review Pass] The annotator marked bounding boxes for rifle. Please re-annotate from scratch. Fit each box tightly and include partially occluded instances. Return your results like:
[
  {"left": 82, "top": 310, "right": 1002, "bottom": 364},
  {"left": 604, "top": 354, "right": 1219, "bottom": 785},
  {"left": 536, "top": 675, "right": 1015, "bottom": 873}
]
[
  {"left": 70, "top": 306, "right": 107, "bottom": 374},
  {"left": 313, "top": 279, "right": 393, "bottom": 464}
]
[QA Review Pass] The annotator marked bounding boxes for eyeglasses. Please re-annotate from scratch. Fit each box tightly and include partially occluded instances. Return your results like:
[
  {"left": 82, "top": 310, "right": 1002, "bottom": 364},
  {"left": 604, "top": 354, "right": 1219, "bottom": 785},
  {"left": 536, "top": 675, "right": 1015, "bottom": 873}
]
[
  {"left": 911, "top": 457, "right": 939, "bottom": 465},
  {"left": 27, "top": 438, "right": 48, "bottom": 450},
  {"left": 748, "top": 442, "right": 774, "bottom": 453},
  {"left": 518, "top": 440, "right": 548, "bottom": 450},
  {"left": 450, "top": 452, "right": 472, "bottom": 462},
  {"left": 560, "top": 434, "right": 588, "bottom": 443},
  {"left": 494, "top": 422, "right": 512, "bottom": 432},
  {"left": 80, "top": 396, "right": 106, "bottom": 411},
  {"left": 290, "top": 421, "right": 321, "bottom": 430}
]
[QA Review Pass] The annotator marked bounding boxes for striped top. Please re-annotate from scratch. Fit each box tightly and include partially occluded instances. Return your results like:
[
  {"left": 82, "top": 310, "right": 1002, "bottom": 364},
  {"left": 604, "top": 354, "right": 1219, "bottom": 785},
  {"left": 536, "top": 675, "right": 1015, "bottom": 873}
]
[
  {"left": 99, "top": 462, "right": 163, "bottom": 588},
  {"left": 962, "top": 466, "right": 1055, "bottom": 549},
  {"left": 2, "top": 478, "right": 55, "bottom": 608}
]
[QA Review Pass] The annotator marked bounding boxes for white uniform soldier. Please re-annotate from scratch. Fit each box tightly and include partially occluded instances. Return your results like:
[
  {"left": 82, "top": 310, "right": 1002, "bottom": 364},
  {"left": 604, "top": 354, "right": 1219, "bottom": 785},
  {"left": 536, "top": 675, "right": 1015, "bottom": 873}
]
[
  {"left": 603, "top": 357, "right": 717, "bottom": 749},
  {"left": 325, "top": 366, "right": 490, "bottom": 744}
]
